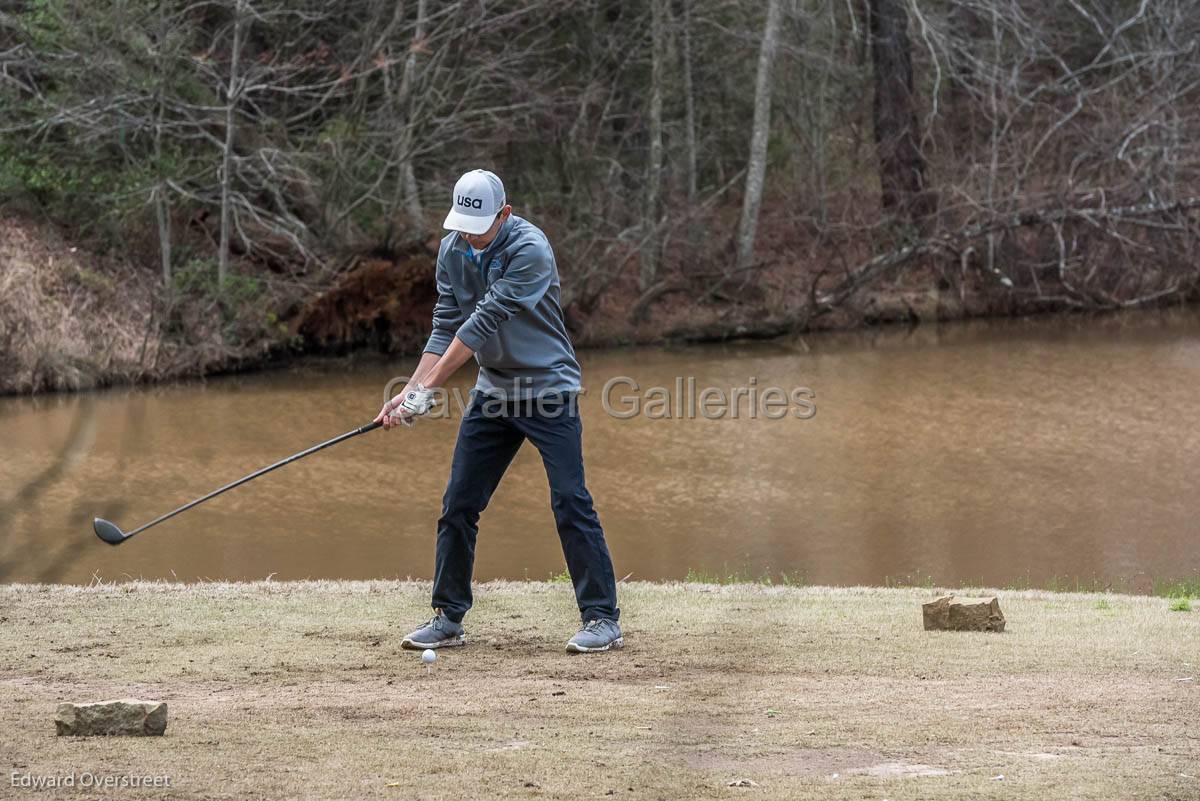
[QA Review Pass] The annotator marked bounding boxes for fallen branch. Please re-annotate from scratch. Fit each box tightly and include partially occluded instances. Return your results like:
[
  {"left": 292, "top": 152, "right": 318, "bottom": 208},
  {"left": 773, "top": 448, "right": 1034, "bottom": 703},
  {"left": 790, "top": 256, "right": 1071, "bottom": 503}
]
[
  {"left": 805, "top": 194, "right": 1200, "bottom": 324},
  {"left": 667, "top": 194, "right": 1200, "bottom": 343}
]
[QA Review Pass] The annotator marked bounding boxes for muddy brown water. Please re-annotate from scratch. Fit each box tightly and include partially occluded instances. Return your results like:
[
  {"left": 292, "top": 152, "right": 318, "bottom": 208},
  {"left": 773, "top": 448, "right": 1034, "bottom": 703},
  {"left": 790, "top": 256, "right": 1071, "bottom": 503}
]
[{"left": 2, "top": 310, "right": 1199, "bottom": 591}]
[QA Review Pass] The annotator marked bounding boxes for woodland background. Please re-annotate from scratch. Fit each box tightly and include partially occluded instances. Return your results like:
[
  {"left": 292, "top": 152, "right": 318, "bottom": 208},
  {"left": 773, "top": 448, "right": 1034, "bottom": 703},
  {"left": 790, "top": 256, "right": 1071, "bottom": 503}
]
[{"left": 1, "top": 0, "right": 1198, "bottom": 392}]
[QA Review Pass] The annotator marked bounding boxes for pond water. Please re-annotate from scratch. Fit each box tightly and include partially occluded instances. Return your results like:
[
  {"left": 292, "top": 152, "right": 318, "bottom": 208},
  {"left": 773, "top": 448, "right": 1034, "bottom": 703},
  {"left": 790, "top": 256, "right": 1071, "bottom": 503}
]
[{"left": 2, "top": 310, "right": 1198, "bottom": 592}]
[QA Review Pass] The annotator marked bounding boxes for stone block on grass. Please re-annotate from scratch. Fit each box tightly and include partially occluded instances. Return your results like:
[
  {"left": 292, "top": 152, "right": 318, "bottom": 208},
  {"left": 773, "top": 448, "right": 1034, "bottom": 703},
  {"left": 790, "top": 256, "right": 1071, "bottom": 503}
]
[
  {"left": 922, "top": 595, "right": 1005, "bottom": 632},
  {"left": 55, "top": 699, "right": 167, "bottom": 736}
]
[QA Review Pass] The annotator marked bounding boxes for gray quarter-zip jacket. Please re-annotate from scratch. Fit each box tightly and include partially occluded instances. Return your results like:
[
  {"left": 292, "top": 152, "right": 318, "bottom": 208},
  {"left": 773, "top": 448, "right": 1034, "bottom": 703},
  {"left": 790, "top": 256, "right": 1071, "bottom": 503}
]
[{"left": 423, "top": 214, "right": 583, "bottom": 399}]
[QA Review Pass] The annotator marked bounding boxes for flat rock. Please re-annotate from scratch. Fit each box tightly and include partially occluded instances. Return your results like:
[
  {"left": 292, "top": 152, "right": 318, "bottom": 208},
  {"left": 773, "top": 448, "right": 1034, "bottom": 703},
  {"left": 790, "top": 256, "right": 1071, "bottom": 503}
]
[
  {"left": 922, "top": 595, "right": 1005, "bottom": 632},
  {"left": 55, "top": 699, "right": 167, "bottom": 736}
]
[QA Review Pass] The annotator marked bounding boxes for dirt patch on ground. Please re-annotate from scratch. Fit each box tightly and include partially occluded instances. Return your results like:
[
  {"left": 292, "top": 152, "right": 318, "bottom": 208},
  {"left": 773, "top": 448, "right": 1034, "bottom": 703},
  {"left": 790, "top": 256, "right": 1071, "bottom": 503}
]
[
  {"left": 0, "top": 581, "right": 1196, "bottom": 800},
  {"left": 684, "top": 747, "right": 890, "bottom": 777}
]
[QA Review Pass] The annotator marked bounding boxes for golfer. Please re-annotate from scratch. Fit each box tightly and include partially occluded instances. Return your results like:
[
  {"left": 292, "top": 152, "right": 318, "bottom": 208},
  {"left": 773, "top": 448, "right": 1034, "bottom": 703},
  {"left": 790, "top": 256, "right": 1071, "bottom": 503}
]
[{"left": 374, "top": 169, "right": 622, "bottom": 653}]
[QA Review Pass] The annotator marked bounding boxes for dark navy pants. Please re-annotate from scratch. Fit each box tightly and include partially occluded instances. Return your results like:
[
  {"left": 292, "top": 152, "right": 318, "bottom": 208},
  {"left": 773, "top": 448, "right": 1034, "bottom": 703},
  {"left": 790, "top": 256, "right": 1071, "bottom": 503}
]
[{"left": 432, "top": 395, "right": 620, "bottom": 624}]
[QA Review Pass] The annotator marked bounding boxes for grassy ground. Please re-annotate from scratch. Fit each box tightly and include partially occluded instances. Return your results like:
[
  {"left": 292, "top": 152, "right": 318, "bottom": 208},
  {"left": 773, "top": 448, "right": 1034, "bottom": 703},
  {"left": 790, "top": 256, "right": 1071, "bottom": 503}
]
[{"left": 0, "top": 581, "right": 1196, "bottom": 800}]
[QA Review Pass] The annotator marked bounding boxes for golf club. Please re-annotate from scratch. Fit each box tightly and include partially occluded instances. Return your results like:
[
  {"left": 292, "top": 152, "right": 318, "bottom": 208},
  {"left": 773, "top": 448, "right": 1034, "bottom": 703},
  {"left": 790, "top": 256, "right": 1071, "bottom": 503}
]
[{"left": 93, "top": 420, "right": 383, "bottom": 546}]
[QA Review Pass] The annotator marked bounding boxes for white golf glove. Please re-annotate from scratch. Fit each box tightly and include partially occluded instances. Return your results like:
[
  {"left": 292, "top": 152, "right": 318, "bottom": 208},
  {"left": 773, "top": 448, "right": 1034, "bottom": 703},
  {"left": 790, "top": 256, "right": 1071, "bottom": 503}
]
[{"left": 391, "top": 383, "right": 435, "bottom": 420}]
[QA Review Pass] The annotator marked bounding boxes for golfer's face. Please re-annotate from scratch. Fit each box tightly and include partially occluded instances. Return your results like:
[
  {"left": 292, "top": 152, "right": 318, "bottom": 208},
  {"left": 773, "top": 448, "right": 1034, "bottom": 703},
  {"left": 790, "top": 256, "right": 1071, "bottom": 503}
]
[{"left": 462, "top": 208, "right": 508, "bottom": 250}]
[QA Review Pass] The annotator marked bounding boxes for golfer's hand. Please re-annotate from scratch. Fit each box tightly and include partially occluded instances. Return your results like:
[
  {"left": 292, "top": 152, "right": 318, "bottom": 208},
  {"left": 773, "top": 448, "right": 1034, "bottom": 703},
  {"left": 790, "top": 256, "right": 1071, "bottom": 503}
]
[
  {"left": 376, "top": 383, "right": 436, "bottom": 430},
  {"left": 375, "top": 391, "right": 414, "bottom": 431}
]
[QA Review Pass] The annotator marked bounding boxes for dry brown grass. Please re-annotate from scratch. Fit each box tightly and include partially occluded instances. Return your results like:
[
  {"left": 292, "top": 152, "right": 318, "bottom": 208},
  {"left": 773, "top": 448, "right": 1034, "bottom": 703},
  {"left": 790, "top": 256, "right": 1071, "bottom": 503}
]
[
  {"left": 0, "top": 219, "right": 145, "bottom": 392},
  {"left": 0, "top": 580, "right": 1196, "bottom": 800},
  {"left": 0, "top": 216, "right": 291, "bottom": 394}
]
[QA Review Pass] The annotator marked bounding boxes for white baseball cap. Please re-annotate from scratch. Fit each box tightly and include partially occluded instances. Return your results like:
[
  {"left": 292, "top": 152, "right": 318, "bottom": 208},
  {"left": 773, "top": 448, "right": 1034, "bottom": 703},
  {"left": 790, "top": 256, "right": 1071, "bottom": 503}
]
[{"left": 443, "top": 169, "right": 506, "bottom": 235}]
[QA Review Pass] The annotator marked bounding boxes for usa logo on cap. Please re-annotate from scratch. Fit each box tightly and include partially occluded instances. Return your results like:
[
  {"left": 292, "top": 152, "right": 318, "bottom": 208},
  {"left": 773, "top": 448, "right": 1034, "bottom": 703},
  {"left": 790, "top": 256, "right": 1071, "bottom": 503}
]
[{"left": 443, "top": 169, "right": 506, "bottom": 235}]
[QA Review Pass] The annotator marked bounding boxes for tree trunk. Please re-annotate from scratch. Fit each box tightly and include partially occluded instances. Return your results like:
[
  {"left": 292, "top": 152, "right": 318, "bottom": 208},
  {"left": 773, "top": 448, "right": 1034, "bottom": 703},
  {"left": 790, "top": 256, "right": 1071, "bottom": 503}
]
[
  {"left": 679, "top": 0, "right": 698, "bottom": 209},
  {"left": 396, "top": 0, "right": 427, "bottom": 236},
  {"left": 734, "top": 0, "right": 783, "bottom": 275},
  {"left": 154, "top": 183, "right": 171, "bottom": 283},
  {"left": 640, "top": 0, "right": 667, "bottom": 292},
  {"left": 868, "top": 0, "right": 932, "bottom": 226},
  {"left": 218, "top": 0, "right": 247, "bottom": 287},
  {"left": 153, "top": 1, "right": 171, "bottom": 284}
]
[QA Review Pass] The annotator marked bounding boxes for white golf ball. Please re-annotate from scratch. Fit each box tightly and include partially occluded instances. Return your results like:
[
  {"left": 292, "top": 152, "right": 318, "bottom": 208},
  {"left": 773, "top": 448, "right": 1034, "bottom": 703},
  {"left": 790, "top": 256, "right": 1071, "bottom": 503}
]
[{"left": 421, "top": 648, "right": 437, "bottom": 664}]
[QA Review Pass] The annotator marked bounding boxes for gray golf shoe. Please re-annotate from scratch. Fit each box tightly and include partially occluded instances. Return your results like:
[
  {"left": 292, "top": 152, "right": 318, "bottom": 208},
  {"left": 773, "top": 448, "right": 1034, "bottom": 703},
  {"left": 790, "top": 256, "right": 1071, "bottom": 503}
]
[
  {"left": 400, "top": 609, "right": 465, "bottom": 650},
  {"left": 566, "top": 618, "right": 623, "bottom": 653}
]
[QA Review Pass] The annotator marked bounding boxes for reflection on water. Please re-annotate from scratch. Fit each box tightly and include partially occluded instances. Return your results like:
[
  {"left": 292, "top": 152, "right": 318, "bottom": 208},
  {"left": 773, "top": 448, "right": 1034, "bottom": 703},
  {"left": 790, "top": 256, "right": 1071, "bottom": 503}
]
[{"left": 2, "top": 310, "right": 1199, "bottom": 592}]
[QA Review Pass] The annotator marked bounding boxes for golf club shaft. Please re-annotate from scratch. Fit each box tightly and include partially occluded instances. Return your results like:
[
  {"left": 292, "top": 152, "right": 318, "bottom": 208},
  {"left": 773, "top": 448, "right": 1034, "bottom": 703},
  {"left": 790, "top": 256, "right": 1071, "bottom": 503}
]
[{"left": 121, "top": 420, "right": 383, "bottom": 539}]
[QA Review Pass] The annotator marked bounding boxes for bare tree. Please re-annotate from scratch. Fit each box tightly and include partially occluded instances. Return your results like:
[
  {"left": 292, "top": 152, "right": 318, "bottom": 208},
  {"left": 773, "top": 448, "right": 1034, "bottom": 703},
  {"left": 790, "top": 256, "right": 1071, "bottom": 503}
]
[
  {"left": 640, "top": 0, "right": 668, "bottom": 292},
  {"left": 867, "top": 0, "right": 930, "bottom": 226},
  {"left": 395, "top": 0, "right": 428, "bottom": 236},
  {"left": 151, "top": 0, "right": 173, "bottom": 283},
  {"left": 734, "top": 0, "right": 784, "bottom": 275},
  {"left": 678, "top": 0, "right": 698, "bottom": 209},
  {"left": 217, "top": 0, "right": 249, "bottom": 286}
]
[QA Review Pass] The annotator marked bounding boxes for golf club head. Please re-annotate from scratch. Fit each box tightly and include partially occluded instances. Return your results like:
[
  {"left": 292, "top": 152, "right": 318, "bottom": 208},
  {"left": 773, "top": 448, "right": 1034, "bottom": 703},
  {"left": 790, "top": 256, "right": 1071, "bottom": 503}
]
[{"left": 93, "top": 518, "right": 129, "bottom": 546}]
